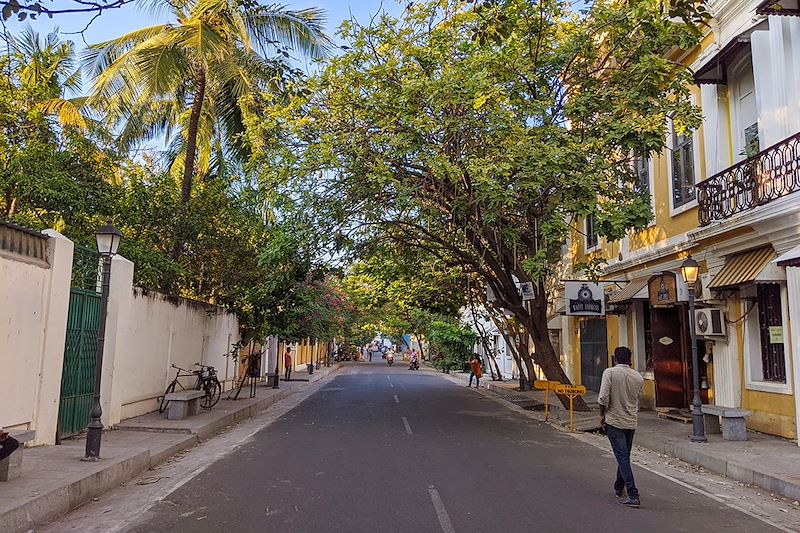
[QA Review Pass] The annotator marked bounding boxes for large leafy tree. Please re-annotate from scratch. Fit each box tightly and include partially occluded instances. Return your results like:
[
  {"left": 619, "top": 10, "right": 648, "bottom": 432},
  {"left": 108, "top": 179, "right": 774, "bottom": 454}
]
[
  {"left": 255, "top": 0, "right": 707, "bottom": 409},
  {"left": 83, "top": 0, "right": 333, "bottom": 207},
  {"left": 0, "top": 27, "right": 115, "bottom": 229}
]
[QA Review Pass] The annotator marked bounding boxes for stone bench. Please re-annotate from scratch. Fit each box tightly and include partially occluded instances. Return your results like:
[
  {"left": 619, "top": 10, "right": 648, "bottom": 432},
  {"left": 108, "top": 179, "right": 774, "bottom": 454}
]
[
  {"left": 1, "top": 430, "right": 35, "bottom": 481},
  {"left": 165, "top": 390, "right": 204, "bottom": 420},
  {"left": 701, "top": 405, "right": 751, "bottom": 441}
]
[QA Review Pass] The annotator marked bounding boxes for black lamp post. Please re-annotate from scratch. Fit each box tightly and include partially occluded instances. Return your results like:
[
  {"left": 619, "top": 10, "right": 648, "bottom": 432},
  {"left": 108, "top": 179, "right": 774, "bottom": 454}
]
[
  {"left": 273, "top": 343, "right": 280, "bottom": 389},
  {"left": 680, "top": 255, "right": 707, "bottom": 443},
  {"left": 85, "top": 220, "right": 122, "bottom": 461}
]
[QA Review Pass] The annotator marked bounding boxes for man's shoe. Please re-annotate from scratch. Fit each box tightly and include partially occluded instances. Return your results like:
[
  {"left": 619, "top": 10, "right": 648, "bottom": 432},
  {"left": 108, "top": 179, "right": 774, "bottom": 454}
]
[
  {"left": 614, "top": 488, "right": 624, "bottom": 498},
  {"left": 618, "top": 497, "right": 640, "bottom": 508}
]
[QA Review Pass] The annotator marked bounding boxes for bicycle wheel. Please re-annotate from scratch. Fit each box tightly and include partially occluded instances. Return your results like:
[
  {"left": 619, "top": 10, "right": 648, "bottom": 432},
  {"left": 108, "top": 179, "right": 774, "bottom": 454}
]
[
  {"left": 202, "top": 378, "right": 221, "bottom": 409},
  {"left": 158, "top": 382, "right": 177, "bottom": 413}
]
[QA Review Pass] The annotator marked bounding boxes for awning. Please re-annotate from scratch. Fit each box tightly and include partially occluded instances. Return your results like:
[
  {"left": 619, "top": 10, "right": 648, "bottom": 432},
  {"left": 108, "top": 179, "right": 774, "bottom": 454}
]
[
  {"left": 608, "top": 277, "right": 650, "bottom": 304},
  {"left": 693, "top": 37, "right": 750, "bottom": 85},
  {"left": 775, "top": 244, "right": 800, "bottom": 267},
  {"left": 757, "top": 0, "right": 800, "bottom": 17},
  {"left": 708, "top": 246, "right": 777, "bottom": 289}
]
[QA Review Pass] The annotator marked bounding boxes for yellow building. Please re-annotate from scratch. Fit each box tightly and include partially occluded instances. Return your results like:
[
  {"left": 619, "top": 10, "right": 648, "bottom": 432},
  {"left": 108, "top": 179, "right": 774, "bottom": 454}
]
[{"left": 557, "top": 0, "right": 800, "bottom": 440}]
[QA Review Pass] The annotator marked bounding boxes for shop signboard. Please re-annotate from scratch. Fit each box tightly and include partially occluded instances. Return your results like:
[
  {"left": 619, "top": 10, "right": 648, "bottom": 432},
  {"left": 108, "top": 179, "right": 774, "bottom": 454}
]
[{"left": 564, "top": 281, "right": 606, "bottom": 316}]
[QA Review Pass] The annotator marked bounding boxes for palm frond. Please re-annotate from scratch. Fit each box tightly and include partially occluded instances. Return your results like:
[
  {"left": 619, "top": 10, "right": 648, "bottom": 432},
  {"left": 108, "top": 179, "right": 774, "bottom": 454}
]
[
  {"left": 39, "top": 98, "right": 88, "bottom": 130},
  {"left": 243, "top": 5, "right": 333, "bottom": 59}
]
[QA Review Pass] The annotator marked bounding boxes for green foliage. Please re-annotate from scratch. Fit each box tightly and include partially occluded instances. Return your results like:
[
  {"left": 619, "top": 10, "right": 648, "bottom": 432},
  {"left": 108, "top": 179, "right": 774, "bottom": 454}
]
[
  {"left": 0, "top": 28, "right": 115, "bottom": 234},
  {"left": 428, "top": 319, "right": 477, "bottom": 373},
  {"left": 251, "top": 0, "right": 708, "bottom": 386}
]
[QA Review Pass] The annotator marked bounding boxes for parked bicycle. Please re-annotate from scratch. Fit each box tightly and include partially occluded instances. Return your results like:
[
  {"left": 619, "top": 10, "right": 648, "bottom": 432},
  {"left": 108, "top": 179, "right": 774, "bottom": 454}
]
[
  {"left": 158, "top": 363, "right": 222, "bottom": 413},
  {"left": 228, "top": 349, "right": 264, "bottom": 400}
]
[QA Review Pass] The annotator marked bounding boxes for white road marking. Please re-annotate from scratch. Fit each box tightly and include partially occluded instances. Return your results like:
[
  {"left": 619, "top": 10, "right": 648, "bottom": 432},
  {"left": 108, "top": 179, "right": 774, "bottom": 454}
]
[
  {"left": 641, "top": 465, "right": 796, "bottom": 533},
  {"left": 428, "top": 486, "right": 456, "bottom": 533},
  {"left": 394, "top": 394, "right": 400, "bottom": 403},
  {"left": 402, "top": 416, "right": 413, "bottom": 434},
  {"left": 573, "top": 432, "right": 798, "bottom": 533},
  {"left": 390, "top": 383, "right": 394, "bottom": 388}
]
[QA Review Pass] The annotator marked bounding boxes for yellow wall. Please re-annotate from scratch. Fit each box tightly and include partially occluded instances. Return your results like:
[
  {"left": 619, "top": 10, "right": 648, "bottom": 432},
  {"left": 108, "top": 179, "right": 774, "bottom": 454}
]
[{"left": 742, "top": 390, "right": 796, "bottom": 438}]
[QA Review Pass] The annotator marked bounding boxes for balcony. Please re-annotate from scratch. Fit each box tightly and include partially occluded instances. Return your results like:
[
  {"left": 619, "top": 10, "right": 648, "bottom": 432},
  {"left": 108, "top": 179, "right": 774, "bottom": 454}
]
[{"left": 696, "top": 131, "right": 800, "bottom": 226}]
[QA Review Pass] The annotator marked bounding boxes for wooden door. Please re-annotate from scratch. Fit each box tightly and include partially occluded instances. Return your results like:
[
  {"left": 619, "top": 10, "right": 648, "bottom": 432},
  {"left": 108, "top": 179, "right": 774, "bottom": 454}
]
[{"left": 651, "top": 307, "right": 688, "bottom": 408}]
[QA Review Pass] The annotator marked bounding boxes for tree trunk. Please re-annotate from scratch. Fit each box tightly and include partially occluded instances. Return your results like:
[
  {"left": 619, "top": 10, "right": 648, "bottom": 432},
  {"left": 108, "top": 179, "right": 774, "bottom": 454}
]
[
  {"left": 467, "top": 291, "right": 499, "bottom": 380},
  {"left": 182, "top": 67, "right": 206, "bottom": 205},
  {"left": 171, "top": 67, "right": 206, "bottom": 263},
  {"left": 412, "top": 332, "right": 425, "bottom": 360},
  {"left": 492, "top": 280, "right": 590, "bottom": 412}
]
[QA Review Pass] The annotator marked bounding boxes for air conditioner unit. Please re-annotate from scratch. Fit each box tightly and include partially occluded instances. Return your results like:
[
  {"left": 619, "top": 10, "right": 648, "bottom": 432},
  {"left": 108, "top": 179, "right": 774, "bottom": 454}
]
[
  {"left": 698, "top": 273, "right": 718, "bottom": 302},
  {"left": 695, "top": 308, "right": 726, "bottom": 337}
]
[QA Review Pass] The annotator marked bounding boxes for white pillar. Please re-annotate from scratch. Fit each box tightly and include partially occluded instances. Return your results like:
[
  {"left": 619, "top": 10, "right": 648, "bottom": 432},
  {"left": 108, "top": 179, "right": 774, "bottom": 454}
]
[
  {"left": 750, "top": 31, "right": 781, "bottom": 147},
  {"left": 32, "top": 230, "right": 74, "bottom": 445},
  {"left": 101, "top": 255, "right": 134, "bottom": 427},
  {"left": 786, "top": 266, "right": 800, "bottom": 446},
  {"left": 784, "top": 18, "right": 800, "bottom": 135}
]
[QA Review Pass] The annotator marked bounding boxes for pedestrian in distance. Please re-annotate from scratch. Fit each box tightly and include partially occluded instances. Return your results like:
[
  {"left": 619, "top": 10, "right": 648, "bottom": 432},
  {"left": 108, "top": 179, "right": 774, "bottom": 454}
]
[
  {"left": 598, "top": 346, "right": 644, "bottom": 508},
  {"left": 284, "top": 348, "right": 292, "bottom": 382},
  {"left": 468, "top": 354, "right": 483, "bottom": 388},
  {"left": 0, "top": 428, "right": 19, "bottom": 462}
]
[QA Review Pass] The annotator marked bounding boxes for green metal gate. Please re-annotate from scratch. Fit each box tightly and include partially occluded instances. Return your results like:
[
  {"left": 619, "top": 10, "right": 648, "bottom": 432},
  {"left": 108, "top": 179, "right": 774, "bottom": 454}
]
[{"left": 58, "top": 245, "right": 101, "bottom": 439}]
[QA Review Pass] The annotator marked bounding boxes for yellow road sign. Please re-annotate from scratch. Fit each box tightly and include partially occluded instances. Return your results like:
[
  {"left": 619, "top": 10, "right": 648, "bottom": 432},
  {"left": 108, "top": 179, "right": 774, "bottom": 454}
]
[
  {"left": 554, "top": 384, "right": 587, "bottom": 397},
  {"left": 534, "top": 380, "right": 561, "bottom": 391},
  {"left": 553, "top": 384, "right": 587, "bottom": 432}
]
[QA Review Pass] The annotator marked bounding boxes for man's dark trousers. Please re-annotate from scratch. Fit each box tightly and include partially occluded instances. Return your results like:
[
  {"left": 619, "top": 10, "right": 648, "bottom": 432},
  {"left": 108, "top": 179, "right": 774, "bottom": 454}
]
[
  {"left": 606, "top": 424, "right": 639, "bottom": 499},
  {"left": 0, "top": 436, "right": 19, "bottom": 461}
]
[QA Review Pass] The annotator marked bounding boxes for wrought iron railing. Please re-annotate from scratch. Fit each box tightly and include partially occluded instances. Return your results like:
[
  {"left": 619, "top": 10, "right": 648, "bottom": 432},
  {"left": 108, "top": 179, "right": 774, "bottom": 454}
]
[
  {"left": 696, "top": 131, "right": 800, "bottom": 226},
  {"left": 0, "top": 220, "right": 49, "bottom": 265}
]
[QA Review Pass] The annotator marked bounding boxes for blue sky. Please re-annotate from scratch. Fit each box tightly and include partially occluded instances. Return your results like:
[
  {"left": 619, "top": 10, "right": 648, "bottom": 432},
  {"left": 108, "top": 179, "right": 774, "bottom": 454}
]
[{"left": 5, "top": 0, "right": 406, "bottom": 48}]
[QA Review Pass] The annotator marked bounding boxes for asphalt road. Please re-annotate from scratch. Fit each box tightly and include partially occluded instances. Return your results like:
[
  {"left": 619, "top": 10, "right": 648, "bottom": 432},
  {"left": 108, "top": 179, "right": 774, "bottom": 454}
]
[{"left": 125, "top": 362, "right": 780, "bottom": 533}]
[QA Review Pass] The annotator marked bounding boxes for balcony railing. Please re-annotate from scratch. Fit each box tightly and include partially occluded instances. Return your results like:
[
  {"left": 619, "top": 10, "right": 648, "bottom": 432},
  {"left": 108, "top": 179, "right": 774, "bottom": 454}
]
[{"left": 696, "top": 131, "right": 800, "bottom": 226}]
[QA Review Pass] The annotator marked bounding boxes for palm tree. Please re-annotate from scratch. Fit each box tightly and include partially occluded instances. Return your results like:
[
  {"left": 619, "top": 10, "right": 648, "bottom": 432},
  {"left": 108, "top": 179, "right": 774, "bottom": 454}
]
[
  {"left": 11, "top": 26, "right": 87, "bottom": 129},
  {"left": 83, "top": 0, "right": 332, "bottom": 205}
]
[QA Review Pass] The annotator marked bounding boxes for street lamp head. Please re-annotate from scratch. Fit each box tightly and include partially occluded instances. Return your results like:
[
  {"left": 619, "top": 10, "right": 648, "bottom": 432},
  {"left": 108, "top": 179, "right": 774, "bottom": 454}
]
[
  {"left": 681, "top": 255, "right": 700, "bottom": 288},
  {"left": 95, "top": 219, "right": 123, "bottom": 257}
]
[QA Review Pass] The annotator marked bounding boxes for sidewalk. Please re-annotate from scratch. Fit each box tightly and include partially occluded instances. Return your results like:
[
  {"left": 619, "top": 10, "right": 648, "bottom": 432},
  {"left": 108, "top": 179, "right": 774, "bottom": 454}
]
[
  {"left": 0, "top": 364, "right": 342, "bottom": 533},
  {"left": 448, "top": 371, "right": 800, "bottom": 502}
]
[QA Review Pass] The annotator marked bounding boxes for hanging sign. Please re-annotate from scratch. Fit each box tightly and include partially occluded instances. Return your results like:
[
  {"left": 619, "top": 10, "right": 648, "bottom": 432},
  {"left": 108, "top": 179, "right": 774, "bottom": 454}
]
[
  {"left": 519, "top": 282, "right": 535, "bottom": 301},
  {"left": 648, "top": 271, "right": 678, "bottom": 307},
  {"left": 564, "top": 281, "right": 606, "bottom": 316}
]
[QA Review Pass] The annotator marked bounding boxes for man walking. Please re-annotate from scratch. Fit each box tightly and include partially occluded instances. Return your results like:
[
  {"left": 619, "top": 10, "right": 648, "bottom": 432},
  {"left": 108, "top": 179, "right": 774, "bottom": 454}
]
[
  {"left": 284, "top": 348, "right": 293, "bottom": 382},
  {"left": 598, "top": 346, "right": 644, "bottom": 508}
]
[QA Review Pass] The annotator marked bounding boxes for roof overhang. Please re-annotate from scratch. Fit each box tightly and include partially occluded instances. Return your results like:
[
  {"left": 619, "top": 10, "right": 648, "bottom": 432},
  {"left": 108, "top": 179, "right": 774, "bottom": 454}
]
[
  {"left": 775, "top": 244, "right": 800, "bottom": 267},
  {"left": 608, "top": 277, "right": 650, "bottom": 304},
  {"left": 757, "top": 0, "right": 800, "bottom": 17},
  {"left": 693, "top": 36, "right": 751, "bottom": 85}
]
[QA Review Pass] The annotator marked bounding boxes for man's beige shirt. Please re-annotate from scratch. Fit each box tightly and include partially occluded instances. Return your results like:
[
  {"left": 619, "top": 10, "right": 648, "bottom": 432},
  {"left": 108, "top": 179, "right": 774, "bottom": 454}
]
[{"left": 598, "top": 364, "right": 644, "bottom": 430}]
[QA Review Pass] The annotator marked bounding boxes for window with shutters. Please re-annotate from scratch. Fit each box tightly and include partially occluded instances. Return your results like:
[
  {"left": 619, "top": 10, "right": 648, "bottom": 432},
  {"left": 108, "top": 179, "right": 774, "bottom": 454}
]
[
  {"left": 670, "top": 128, "right": 697, "bottom": 209},
  {"left": 585, "top": 214, "right": 599, "bottom": 251},
  {"left": 633, "top": 154, "right": 650, "bottom": 198},
  {"left": 757, "top": 283, "right": 786, "bottom": 383}
]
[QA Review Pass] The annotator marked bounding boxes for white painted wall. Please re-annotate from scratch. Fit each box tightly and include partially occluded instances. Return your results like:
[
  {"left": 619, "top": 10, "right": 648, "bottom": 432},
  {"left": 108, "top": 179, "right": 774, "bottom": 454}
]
[
  {"left": 0, "top": 230, "right": 72, "bottom": 445},
  {"left": 107, "top": 287, "right": 239, "bottom": 424},
  {"left": 0, "top": 228, "right": 243, "bottom": 442}
]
